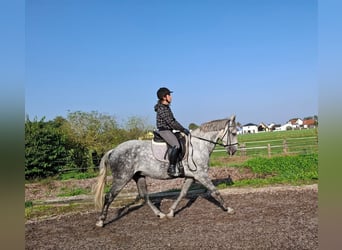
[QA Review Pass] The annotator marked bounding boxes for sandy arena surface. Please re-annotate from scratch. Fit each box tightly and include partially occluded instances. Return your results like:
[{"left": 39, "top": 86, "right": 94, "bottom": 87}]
[{"left": 25, "top": 167, "right": 318, "bottom": 249}]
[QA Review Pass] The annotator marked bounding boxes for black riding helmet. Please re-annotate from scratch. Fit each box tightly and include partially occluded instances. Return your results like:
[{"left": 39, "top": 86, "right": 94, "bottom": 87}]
[{"left": 157, "top": 87, "right": 173, "bottom": 100}]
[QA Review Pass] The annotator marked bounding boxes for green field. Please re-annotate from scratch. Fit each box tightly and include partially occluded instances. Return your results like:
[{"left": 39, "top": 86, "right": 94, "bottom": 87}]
[
  {"left": 211, "top": 128, "right": 318, "bottom": 160},
  {"left": 210, "top": 128, "right": 318, "bottom": 187}
]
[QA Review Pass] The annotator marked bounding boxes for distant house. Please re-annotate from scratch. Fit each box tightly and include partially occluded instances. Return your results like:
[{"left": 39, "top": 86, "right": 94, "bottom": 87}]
[
  {"left": 303, "top": 118, "right": 316, "bottom": 128},
  {"left": 276, "top": 123, "right": 293, "bottom": 131},
  {"left": 275, "top": 118, "right": 303, "bottom": 131},
  {"left": 240, "top": 116, "right": 317, "bottom": 133},
  {"left": 242, "top": 123, "right": 258, "bottom": 134},
  {"left": 268, "top": 123, "right": 281, "bottom": 131},
  {"left": 139, "top": 131, "right": 154, "bottom": 140},
  {"left": 288, "top": 118, "right": 303, "bottom": 129},
  {"left": 258, "top": 122, "right": 269, "bottom": 132}
]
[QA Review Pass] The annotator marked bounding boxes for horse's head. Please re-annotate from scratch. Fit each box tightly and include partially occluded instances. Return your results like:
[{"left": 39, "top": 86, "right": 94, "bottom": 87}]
[{"left": 222, "top": 115, "right": 238, "bottom": 156}]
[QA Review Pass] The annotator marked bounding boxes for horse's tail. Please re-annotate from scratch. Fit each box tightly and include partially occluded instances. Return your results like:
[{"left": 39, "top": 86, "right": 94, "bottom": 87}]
[{"left": 93, "top": 149, "right": 113, "bottom": 210}]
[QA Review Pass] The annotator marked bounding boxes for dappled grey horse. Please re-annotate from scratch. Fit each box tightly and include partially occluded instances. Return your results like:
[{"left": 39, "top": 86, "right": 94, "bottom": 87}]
[{"left": 93, "top": 115, "right": 238, "bottom": 227}]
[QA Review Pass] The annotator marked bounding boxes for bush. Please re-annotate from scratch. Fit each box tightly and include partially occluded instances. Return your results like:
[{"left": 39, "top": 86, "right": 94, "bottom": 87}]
[{"left": 25, "top": 118, "right": 69, "bottom": 179}]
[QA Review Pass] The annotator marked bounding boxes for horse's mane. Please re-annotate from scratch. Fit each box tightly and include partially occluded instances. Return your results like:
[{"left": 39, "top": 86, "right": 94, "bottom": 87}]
[{"left": 198, "top": 119, "right": 229, "bottom": 132}]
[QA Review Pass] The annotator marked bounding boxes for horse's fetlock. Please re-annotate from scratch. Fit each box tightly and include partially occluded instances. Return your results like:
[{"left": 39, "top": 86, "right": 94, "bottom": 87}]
[
  {"left": 209, "top": 190, "right": 219, "bottom": 198},
  {"left": 158, "top": 213, "right": 166, "bottom": 219},
  {"left": 105, "top": 193, "right": 112, "bottom": 200},
  {"left": 227, "top": 207, "right": 235, "bottom": 214}
]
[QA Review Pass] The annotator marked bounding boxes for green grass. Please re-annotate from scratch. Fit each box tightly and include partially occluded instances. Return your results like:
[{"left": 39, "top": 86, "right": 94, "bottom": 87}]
[
  {"left": 25, "top": 203, "right": 92, "bottom": 221},
  {"left": 217, "top": 153, "right": 318, "bottom": 188},
  {"left": 25, "top": 171, "right": 98, "bottom": 184},
  {"left": 58, "top": 171, "right": 98, "bottom": 181},
  {"left": 25, "top": 200, "right": 33, "bottom": 208},
  {"left": 211, "top": 129, "right": 318, "bottom": 188},
  {"left": 57, "top": 187, "right": 90, "bottom": 197}
]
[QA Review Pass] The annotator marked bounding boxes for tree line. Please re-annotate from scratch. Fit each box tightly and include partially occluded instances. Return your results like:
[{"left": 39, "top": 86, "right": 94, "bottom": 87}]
[{"left": 25, "top": 111, "right": 153, "bottom": 180}]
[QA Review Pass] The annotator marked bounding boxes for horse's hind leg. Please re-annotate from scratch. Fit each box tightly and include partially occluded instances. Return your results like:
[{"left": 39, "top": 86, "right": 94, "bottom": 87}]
[
  {"left": 134, "top": 174, "right": 166, "bottom": 218},
  {"left": 96, "top": 180, "right": 129, "bottom": 227},
  {"left": 167, "top": 178, "right": 194, "bottom": 218}
]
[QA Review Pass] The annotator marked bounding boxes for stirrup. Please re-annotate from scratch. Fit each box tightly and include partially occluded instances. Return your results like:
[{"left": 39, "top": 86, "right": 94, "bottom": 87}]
[{"left": 168, "top": 165, "right": 179, "bottom": 177}]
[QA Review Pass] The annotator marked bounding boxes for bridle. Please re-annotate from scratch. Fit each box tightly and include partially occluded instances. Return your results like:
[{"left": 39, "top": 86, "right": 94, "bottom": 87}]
[{"left": 187, "top": 122, "right": 238, "bottom": 172}]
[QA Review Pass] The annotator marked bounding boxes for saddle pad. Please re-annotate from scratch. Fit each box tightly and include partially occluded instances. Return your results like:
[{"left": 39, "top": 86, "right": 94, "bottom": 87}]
[{"left": 151, "top": 140, "right": 169, "bottom": 162}]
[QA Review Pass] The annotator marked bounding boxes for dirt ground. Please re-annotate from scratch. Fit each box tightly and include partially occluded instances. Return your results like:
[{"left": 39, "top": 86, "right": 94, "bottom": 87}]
[{"left": 25, "top": 167, "right": 318, "bottom": 250}]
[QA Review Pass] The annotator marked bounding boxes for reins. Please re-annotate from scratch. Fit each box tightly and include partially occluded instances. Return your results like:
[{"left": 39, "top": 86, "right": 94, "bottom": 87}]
[{"left": 190, "top": 134, "right": 239, "bottom": 147}]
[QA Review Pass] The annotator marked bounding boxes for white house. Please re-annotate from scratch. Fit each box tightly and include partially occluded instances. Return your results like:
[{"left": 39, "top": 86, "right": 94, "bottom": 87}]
[
  {"left": 258, "top": 122, "right": 269, "bottom": 132},
  {"left": 268, "top": 123, "right": 281, "bottom": 131},
  {"left": 242, "top": 123, "right": 258, "bottom": 134},
  {"left": 275, "top": 118, "right": 304, "bottom": 131},
  {"left": 276, "top": 123, "right": 292, "bottom": 131},
  {"left": 289, "top": 118, "right": 303, "bottom": 128}
]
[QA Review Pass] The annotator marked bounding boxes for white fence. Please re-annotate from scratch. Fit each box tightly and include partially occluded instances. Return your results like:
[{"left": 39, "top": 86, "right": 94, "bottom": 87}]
[{"left": 213, "top": 136, "right": 318, "bottom": 158}]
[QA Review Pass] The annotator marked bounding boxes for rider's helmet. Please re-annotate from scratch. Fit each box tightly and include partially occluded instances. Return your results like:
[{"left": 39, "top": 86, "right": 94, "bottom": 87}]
[{"left": 157, "top": 87, "right": 173, "bottom": 100}]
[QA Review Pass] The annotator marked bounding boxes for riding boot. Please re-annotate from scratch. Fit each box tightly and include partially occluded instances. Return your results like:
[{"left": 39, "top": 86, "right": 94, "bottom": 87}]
[{"left": 168, "top": 146, "right": 180, "bottom": 177}]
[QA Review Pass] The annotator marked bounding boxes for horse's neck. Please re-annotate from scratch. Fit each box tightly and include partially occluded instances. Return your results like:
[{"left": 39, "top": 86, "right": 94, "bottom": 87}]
[
  {"left": 192, "top": 130, "right": 220, "bottom": 152},
  {"left": 196, "top": 130, "right": 220, "bottom": 140}
]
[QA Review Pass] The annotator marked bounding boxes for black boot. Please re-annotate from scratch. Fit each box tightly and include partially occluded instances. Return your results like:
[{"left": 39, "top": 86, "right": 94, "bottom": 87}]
[{"left": 168, "top": 146, "right": 180, "bottom": 177}]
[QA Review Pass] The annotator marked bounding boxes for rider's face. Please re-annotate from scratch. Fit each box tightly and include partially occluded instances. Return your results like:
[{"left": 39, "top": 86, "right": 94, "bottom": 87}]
[{"left": 164, "top": 94, "right": 172, "bottom": 103}]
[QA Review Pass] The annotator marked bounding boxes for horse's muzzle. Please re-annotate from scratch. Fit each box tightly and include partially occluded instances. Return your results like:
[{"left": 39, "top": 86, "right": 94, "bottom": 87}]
[{"left": 227, "top": 146, "right": 238, "bottom": 156}]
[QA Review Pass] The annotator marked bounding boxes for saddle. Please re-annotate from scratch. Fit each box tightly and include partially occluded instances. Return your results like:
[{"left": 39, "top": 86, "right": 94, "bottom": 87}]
[{"left": 151, "top": 131, "right": 188, "bottom": 163}]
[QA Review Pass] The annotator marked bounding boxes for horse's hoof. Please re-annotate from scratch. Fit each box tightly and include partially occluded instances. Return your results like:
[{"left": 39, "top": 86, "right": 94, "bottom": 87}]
[
  {"left": 96, "top": 220, "right": 104, "bottom": 227},
  {"left": 158, "top": 213, "right": 166, "bottom": 219},
  {"left": 227, "top": 207, "right": 235, "bottom": 214}
]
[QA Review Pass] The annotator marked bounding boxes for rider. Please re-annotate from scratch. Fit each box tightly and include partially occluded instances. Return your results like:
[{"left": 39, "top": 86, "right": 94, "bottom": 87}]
[{"left": 154, "top": 87, "right": 190, "bottom": 177}]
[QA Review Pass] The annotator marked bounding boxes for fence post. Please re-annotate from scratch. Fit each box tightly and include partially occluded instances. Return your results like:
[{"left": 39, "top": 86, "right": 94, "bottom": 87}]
[
  {"left": 283, "top": 139, "right": 288, "bottom": 155},
  {"left": 267, "top": 143, "right": 271, "bottom": 158},
  {"left": 240, "top": 143, "right": 246, "bottom": 157}
]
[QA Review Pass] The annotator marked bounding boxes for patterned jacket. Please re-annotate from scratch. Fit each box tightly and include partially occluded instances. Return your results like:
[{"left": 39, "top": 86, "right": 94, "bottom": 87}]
[{"left": 154, "top": 103, "right": 186, "bottom": 132}]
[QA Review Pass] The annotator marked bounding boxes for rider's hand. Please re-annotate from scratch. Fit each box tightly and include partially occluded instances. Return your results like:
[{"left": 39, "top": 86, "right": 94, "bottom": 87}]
[{"left": 183, "top": 128, "right": 190, "bottom": 136}]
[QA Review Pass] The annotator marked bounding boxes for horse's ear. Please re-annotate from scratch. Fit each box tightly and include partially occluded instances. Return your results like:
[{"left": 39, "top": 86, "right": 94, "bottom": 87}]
[{"left": 229, "top": 114, "right": 236, "bottom": 121}]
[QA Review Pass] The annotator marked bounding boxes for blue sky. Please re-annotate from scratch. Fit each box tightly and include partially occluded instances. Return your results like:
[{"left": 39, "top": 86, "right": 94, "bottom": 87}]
[{"left": 25, "top": 0, "right": 318, "bottom": 127}]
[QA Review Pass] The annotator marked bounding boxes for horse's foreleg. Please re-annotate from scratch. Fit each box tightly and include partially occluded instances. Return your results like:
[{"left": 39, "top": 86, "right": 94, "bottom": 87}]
[
  {"left": 167, "top": 178, "right": 194, "bottom": 218},
  {"left": 196, "top": 176, "right": 234, "bottom": 214},
  {"left": 135, "top": 175, "right": 166, "bottom": 218}
]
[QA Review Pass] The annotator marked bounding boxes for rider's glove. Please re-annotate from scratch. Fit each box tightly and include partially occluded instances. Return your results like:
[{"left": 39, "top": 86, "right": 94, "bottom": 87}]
[{"left": 182, "top": 128, "right": 190, "bottom": 136}]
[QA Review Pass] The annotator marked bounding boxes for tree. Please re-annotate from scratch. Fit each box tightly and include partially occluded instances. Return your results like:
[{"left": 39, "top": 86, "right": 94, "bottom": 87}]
[
  {"left": 25, "top": 117, "right": 69, "bottom": 179},
  {"left": 123, "top": 116, "right": 154, "bottom": 140},
  {"left": 189, "top": 123, "right": 199, "bottom": 130},
  {"left": 64, "top": 111, "right": 123, "bottom": 169},
  {"left": 25, "top": 111, "right": 156, "bottom": 179}
]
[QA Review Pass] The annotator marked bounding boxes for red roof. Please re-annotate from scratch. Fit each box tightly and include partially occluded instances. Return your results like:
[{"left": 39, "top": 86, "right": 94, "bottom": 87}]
[
  {"left": 289, "top": 118, "right": 300, "bottom": 125},
  {"left": 303, "top": 119, "right": 315, "bottom": 126}
]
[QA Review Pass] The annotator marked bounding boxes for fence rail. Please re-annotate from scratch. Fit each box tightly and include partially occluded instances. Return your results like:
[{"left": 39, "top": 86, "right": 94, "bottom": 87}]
[
  {"left": 58, "top": 136, "right": 318, "bottom": 173},
  {"left": 213, "top": 136, "right": 318, "bottom": 158}
]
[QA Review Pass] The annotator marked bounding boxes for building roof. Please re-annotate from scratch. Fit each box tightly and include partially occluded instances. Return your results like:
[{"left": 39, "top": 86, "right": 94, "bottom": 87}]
[
  {"left": 243, "top": 123, "right": 258, "bottom": 127},
  {"left": 303, "top": 119, "right": 316, "bottom": 126},
  {"left": 288, "top": 118, "right": 302, "bottom": 125}
]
